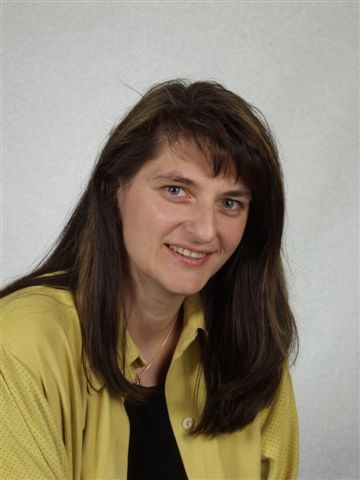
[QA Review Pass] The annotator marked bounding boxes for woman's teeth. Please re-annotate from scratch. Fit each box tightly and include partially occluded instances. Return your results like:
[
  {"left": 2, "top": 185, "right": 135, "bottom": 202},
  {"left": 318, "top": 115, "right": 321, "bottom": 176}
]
[{"left": 168, "top": 245, "right": 207, "bottom": 259}]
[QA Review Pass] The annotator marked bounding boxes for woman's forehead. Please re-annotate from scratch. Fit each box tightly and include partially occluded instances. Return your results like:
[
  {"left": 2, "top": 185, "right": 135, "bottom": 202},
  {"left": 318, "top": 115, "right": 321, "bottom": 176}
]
[
  {"left": 141, "top": 137, "right": 250, "bottom": 193},
  {"left": 153, "top": 135, "right": 241, "bottom": 180}
]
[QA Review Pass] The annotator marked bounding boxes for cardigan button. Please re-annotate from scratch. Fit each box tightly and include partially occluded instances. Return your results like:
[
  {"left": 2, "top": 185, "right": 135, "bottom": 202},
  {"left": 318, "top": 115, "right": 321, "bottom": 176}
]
[{"left": 182, "top": 417, "right": 194, "bottom": 431}]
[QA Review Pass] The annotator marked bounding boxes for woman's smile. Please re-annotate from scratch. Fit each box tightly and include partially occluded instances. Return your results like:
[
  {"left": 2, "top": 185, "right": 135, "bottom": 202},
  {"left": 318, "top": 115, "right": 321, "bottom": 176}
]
[
  {"left": 166, "top": 243, "right": 212, "bottom": 266},
  {"left": 167, "top": 244, "right": 209, "bottom": 259}
]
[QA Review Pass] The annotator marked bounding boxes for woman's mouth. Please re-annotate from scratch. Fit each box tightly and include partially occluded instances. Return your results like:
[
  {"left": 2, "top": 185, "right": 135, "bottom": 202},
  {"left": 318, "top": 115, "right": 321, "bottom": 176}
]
[{"left": 167, "top": 244, "right": 208, "bottom": 259}]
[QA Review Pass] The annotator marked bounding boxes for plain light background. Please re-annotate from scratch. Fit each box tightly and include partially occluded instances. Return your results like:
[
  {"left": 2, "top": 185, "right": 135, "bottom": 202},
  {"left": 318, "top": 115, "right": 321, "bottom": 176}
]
[{"left": 2, "top": 1, "right": 359, "bottom": 479}]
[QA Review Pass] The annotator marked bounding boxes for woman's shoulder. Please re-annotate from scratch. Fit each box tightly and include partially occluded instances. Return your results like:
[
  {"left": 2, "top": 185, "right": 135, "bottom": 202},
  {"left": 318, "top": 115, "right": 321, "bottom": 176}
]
[
  {"left": 1, "top": 284, "right": 81, "bottom": 362},
  {"left": 1, "top": 283, "right": 76, "bottom": 309}
]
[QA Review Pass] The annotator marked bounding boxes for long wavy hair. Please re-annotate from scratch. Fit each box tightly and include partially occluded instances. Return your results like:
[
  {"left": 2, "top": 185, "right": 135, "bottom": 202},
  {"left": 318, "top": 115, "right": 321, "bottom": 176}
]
[{"left": 2, "top": 80, "right": 297, "bottom": 435}]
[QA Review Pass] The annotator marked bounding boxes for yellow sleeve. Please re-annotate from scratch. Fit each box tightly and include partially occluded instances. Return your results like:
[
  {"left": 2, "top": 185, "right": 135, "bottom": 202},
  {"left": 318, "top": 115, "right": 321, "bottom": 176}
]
[
  {"left": 1, "top": 343, "right": 70, "bottom": 479},
  {"left": 260, "top": 366, "right": 299, "bottom": 480}
]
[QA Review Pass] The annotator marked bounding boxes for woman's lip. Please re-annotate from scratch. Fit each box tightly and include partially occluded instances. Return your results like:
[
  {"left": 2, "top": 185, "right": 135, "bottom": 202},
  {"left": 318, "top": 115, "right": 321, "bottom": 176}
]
[
  {"left": 166, "top": 243, "right": 212, "bottom": 258},
  {"left": 165, "top": 244, "right": 212, "bottom": 265},
  {"left": 166, "top": 243, "right": 214, "bottom": 253}
]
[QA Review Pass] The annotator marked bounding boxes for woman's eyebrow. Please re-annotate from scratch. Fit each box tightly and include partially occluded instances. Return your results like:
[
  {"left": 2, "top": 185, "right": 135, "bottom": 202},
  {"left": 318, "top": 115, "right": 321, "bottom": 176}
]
[
  {"left": 152, "top": 173, "right": 197, "bottom": 187},
  {"left": 223, "top": 190, "right": 252, "bottom": 200}
]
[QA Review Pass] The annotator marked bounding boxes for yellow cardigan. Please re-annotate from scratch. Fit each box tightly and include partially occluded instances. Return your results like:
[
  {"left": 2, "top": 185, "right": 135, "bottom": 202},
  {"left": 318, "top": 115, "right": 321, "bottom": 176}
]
[{"left": 1, "top": 286, "right": 298, "bottom": 479}]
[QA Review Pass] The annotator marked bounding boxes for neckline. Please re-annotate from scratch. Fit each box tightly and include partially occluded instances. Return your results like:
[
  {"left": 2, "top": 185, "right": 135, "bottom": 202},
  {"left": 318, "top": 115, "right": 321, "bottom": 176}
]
[{"left": 138, "top": 384, "right": 164, "bottom": 391}]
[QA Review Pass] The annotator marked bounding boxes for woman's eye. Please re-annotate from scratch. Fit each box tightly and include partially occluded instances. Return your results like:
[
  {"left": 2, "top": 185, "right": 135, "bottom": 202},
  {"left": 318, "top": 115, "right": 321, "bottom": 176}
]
[
  {"left": 223, "top": 198, "right": 240, "bottom": 210},
  {"left": 166, "top": 186, "right": 185, "bottom": 196}
]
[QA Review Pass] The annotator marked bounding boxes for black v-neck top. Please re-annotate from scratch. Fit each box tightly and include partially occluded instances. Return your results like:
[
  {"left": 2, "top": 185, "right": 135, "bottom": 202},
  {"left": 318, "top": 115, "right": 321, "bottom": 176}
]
[{"left": 125, "top": 385, "right": 188, "bottom": 480}]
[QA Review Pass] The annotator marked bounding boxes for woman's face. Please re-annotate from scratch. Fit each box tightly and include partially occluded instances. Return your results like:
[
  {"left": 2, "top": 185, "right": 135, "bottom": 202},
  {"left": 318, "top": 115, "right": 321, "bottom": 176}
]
[{"left": 117, "top": 137, "right": 251, "bottom": 301}]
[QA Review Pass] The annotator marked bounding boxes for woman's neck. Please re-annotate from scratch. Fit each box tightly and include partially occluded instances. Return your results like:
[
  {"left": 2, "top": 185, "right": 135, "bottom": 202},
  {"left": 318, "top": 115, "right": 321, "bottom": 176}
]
[
  {"left": 125, "top": 289, "right": 184, "bottom": 345},
  {"left": 125, "top": 291, "right": 184, "bottom": 384}
]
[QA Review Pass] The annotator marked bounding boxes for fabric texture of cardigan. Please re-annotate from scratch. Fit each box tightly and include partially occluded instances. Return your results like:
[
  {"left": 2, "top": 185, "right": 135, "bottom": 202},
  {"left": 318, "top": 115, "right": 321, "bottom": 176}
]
[{"left": 1, "top": 285, "right": 298, "bottom": 479}]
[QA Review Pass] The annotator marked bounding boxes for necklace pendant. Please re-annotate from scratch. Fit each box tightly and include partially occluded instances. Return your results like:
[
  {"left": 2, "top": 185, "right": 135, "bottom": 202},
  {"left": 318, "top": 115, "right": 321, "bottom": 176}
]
[{"left": 135, "top": 374, "right": 142, "bottom": 386}]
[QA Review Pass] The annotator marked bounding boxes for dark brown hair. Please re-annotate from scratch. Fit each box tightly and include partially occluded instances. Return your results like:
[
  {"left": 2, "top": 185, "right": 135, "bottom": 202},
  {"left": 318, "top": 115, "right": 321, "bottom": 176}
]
[{"left": 1, "top": 80, "right": 297, "bottom": 435}]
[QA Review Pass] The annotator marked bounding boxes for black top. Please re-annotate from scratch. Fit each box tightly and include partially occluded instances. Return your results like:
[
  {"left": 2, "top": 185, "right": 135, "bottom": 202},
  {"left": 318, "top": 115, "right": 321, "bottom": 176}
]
[{"left": 125, "top": 385, "right": 188, "bottom": 480}]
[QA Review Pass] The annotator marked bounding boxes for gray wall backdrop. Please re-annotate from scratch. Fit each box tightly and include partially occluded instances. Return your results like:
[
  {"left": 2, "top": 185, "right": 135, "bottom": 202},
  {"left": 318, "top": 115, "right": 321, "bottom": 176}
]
[{"left": 2, "top": 2, "right": 359, "bottom": 479}]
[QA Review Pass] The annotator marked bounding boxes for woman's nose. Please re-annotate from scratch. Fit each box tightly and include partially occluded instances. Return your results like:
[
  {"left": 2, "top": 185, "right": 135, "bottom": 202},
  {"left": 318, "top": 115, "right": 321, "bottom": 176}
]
[{"left": 183, "top": 205, "right": 217, "bottom": 244}]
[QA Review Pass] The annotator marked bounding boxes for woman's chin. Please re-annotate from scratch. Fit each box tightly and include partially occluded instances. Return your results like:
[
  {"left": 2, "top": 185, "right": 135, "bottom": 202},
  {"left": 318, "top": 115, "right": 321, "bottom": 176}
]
[{"left": 163, "top": 279, "right": 207, "bottom": 298}]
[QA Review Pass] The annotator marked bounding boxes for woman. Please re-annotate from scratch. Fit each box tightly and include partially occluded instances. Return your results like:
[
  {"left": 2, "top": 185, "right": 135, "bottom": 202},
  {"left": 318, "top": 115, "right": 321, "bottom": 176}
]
[{"left": 1, "top": 80, "right": 298, "bottom": 479}]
